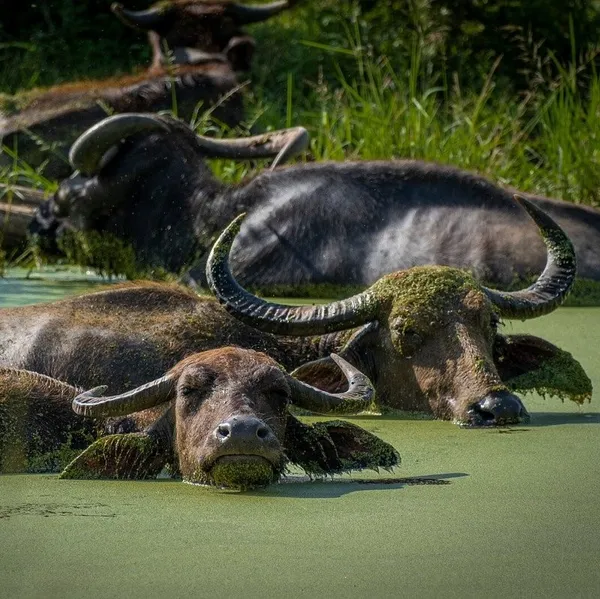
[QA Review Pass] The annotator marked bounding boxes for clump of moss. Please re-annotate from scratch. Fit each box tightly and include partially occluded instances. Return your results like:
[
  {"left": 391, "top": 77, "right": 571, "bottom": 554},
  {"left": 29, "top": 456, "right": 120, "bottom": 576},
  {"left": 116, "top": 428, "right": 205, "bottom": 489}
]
[
  {"left": 507, "top": 348, "right": 593, "bottom": 404},
  {"left": 199, "top": 457, "right": 279, "bottom": 490},
  {"left": 58, "top": 229, "right": 140, "bottom": 280},
  {"left": 373, "top": 266, "right": 480, "bottom": 321},
  {"left": 60, "top": 433, "right": 165, "bottom": 480}
]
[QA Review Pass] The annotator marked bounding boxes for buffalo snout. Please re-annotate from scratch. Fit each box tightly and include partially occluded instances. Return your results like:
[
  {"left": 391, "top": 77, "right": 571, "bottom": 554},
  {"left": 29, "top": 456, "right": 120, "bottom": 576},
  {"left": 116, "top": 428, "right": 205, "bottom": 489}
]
[
  {"left": 467, "top": 390, "right": 530, "bottom": 426},
  {"left": 215, "top": 415, "right": 276, "bottom": 444}
]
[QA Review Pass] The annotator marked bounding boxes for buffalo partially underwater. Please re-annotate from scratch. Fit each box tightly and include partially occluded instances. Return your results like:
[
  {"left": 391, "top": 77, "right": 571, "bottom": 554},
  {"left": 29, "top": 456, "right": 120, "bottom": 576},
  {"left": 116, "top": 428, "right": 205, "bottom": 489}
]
[
  {"left": 0, "top": 349, "right": 398, "bottom": 487},
  {"left": 30, "top": 113, "right": 600, "bottom": 289},
  {"left": 4, "top": 195, "right": 592, "bottom": 426}
]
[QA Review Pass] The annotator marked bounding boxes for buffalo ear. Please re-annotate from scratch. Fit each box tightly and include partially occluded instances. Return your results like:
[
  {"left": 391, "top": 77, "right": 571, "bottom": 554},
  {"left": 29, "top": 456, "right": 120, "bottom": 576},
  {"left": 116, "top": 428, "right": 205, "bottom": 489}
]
[
  {"left": 60, "top": 433, "right": 168, "bottom": 480},
  {"left": 291, "top": 357, "right": 348, "bottom": 394},
  {"left": 494, "top": 334, "right": 592, "bottom": 404},
  {"left": 284, "top": 415, "right": 399, "bottom": 476},
  {"left": 291, "top": 322, "right": 379, "bottom": 394}
]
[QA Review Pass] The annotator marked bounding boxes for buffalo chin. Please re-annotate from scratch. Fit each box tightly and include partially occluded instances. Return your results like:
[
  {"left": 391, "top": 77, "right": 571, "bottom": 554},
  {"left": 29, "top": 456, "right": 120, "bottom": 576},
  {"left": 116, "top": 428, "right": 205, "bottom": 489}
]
[{"left": 188, "top": 455, "right": 280, "bottom": 490}]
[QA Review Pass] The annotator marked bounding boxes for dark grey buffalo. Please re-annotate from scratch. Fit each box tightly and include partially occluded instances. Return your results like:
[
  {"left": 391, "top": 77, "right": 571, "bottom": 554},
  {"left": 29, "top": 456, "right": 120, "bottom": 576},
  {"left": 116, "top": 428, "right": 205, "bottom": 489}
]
[
  {"left": 0, "top": 349, "right": 398, "bottom": 488},
  {"left": 2, "top": 197, "right": 592, "bottom": 426},
  {"left": 0, "top": 59, "right": 242, "bottom": 181},
  {"left": 30, "top": 113, "right": 600, "bottom": 289},
  {"left": 112, "top": 0, "right": 299, "bottom": 72}
]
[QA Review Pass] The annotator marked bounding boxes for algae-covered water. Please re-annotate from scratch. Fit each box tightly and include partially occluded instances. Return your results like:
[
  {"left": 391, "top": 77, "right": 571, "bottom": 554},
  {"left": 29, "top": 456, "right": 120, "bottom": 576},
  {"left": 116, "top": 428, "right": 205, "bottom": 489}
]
[{"left": 1, "top": 272, "right": 599, "bottom": 598}]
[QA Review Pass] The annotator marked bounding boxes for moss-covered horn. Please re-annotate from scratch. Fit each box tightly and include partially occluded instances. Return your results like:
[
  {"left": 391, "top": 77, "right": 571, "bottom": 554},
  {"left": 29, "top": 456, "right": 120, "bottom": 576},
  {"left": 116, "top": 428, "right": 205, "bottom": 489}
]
[
  {"left": 111, "top": 3, "right": 172, "bottom": 30},
  {"left": 482, "top": 194, "right": 576, "bottom": 320},
  {"left": 195, "top": 127, "right": 309, "bottom": 167},
  {"left": 72, "top": 376, "right": 175, "bottom": 418},
  {"left": 69, "top": 114, "right": 170, "bottom": 176},
  {"left": 206, "top": 214, "right": 378, "bottom": 336},
  {"left": 287, "top": 354, "right": 374, "bottom": 414},
  {"left": 228, "top": 1, "right": 291, "bottom": 24}
]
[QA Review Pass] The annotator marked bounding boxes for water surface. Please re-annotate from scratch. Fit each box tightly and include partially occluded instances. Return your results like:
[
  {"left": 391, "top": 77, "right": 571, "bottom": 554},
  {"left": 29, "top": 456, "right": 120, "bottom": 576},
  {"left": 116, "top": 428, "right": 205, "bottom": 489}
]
[{"left": 1, "top": 272, "right": 599, "bottom": 598}]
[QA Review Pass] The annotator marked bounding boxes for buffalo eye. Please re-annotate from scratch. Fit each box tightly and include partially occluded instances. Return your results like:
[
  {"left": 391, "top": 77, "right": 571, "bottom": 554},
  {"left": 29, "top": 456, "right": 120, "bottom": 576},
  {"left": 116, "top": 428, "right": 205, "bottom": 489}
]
[
  {"left": 390, "top": 318, "right": 423, "bottom": 356},
  {"left": 265, "top": 386, "right": 291, "bottom": 411},
  {"left": 400, "top": 328, "right": 423, "bottom": 357}
]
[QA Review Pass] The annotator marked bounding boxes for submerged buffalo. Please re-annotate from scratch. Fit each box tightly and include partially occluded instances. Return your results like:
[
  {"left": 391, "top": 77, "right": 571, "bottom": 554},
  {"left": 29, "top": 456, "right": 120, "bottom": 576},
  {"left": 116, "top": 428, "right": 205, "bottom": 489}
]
[
  {"left": 0, "top": 349, "right": 398, "bottom": 487},
  {"left": 30, "top": 113, "right": 600, "bottom": 289},
  {"left": 112, "top": 0, "right": 299, "bottom": 72},
  {"left": 2, "top": 197, "right": 592, "bottom": 426},
  {"left": 205, "top": 198, "right": 592, "bottom": 424}
]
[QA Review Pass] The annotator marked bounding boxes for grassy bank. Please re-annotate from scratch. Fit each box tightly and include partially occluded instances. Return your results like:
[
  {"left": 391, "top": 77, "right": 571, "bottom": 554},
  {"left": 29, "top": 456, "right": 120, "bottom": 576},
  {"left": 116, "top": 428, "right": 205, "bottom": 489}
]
[{"left": 1, "top": 1, "right": 600, "bottom": 276}]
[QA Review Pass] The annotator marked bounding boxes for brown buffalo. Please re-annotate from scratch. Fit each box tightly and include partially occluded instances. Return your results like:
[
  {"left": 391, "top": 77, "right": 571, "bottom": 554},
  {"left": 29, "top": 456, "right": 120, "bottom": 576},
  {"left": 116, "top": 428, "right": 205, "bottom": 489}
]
[
  {"left": 0, "top": 349, "right": 399, "bottom": 488},
  {"left": 1, "top": 199, "right": 590, "bottom": 428},
  {"left": 206, "top": 196, "right": 592, "bottom": 425},
  {"left": 0, "top": 368, "right": 96, "bottom": 473}
]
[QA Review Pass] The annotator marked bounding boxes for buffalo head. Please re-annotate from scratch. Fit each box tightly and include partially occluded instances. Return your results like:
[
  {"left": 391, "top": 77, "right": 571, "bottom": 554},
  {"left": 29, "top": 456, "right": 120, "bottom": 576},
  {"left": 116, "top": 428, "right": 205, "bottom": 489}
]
[
  {"left": 112, "top": 0, "right": 298, "bottom": 70},
  {"left": 206, "top": 197, "right": 592, "bottom": 426},
  {"left": 29, "top": 113, "right": 307, "bottom": 272},
  {"left": 64, "top": 347, "right": 398, "bottom": 488}
]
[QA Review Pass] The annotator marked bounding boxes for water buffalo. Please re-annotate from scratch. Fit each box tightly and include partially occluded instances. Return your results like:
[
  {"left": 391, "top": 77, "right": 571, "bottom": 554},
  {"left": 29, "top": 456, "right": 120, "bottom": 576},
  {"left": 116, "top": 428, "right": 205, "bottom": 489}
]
[
  {"left": 30, "top": 113, "right": 600, "bottom": 289},
  {"left": 2, "top": 198, "right": 592, "bottom": 426},
  {"left": 112, "top": 0, "right": 299, "bottom": 72},
  {"left": 0, "top": 349, "right": 398, "bottom": 489},
  {"left": 0, "top": 57, "right": 242, "bottom": 180},
  {"left": 205, "top": 198, "right": 592, "bottom": 425}
]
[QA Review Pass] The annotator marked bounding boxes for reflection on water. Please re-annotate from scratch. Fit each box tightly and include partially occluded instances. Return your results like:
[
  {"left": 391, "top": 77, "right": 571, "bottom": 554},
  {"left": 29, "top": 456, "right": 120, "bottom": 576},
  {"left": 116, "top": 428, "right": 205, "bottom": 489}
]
[{"left": 0, "top": 267, "right": 110, "bottom": 307}]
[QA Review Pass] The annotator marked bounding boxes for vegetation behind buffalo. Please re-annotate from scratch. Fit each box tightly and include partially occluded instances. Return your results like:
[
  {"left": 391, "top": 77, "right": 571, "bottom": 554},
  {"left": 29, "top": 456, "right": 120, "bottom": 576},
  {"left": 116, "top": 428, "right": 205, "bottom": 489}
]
[
  {"left": 3, "top": 1, "right": 600, "bottom": 275},
  {"left": 3, "top": 1, "right": 600, "bottom": 93}
]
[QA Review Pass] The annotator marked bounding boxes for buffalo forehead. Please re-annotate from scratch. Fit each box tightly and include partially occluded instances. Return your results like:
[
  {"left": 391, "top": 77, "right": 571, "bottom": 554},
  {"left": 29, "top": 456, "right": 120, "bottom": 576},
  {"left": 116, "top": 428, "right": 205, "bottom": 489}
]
[{"left": 373, "top": 266, "right": 485, "bottom": 325}]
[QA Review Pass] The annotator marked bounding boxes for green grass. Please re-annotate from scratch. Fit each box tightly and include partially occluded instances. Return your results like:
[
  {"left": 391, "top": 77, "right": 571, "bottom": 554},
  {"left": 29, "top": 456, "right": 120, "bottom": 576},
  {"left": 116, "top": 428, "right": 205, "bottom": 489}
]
[{"left": 2, "top": 1, "right": 600, "bottom": 276}]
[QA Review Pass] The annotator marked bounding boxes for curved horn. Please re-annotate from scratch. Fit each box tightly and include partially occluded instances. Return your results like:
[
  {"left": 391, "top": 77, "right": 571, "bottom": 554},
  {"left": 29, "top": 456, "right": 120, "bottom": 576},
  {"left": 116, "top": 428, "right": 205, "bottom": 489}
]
[
  {"left": 195, "top": 127, "right": 309, "bottom": 167},
  {"left": 228, "top": 1, "right": 291, "bottom": 24},
  {"left": 69, "top": 114, "right": 170, "bottom": 175},
  {"left": 287, "top": 354, "right": 374, "bottom": 414},
  {"left": 482, "top": 194, "right": 576, "bottom": 320},
  {"left": 72, "top": 376, "right": 175, "bottom": 418},
  {"left": 111, "top": 3, "right": 172, "bottom": 31},
  {"left": 206, "top": 214, "right": 378, "bottom": 336}
]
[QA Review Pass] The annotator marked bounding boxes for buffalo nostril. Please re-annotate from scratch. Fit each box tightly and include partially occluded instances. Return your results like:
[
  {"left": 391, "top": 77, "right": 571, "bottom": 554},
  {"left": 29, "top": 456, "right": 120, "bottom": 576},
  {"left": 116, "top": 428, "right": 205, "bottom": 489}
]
[
  {"left": 256, "top": 425, "right": 269, "bottom": 440},
  {"left": 216, "top": 423, "right": 231, "bottom": 440}
]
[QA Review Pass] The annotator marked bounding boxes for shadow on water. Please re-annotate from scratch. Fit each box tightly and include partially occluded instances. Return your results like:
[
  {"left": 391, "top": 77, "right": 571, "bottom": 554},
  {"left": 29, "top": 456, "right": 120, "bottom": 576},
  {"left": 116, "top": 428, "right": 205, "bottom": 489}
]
[
  {"left": 524, "top": 411, "right": 600, "bottom": 427},
  {"left": 247, "top": 472, "right": 469, "bottom": 499}
]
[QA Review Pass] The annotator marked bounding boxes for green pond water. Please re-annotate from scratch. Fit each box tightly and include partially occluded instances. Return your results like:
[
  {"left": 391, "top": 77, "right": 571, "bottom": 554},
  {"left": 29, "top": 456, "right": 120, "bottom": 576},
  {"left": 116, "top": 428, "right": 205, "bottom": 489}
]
[{"left": 1, "top": 272, "right": 599, "bottom": 598}]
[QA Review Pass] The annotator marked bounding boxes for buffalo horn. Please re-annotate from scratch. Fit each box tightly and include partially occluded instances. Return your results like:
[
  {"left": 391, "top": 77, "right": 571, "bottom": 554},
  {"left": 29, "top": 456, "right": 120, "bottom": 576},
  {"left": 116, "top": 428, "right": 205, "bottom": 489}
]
[
  {"left": 72, "top": 376, "right": 175, "bottom": 418},
  {"left": 206, "top": 214, "right": 378, "bottom": 336},
  {"left": 69, "top": 114, "right": 170, "bottom": 175},
  {"left": 194, "top": 127, "right": 309, "bottom": 167},
  {"left": 228, "top": 1, "right": 291, "bottom": 24},
  {"left": 110, "top": 3, "right": 171, "bottom": 30},
  {"left": 482, "top": 194, "right": 576, "bottom": 320},
  {"left": 287, "top": 354, "right": 374, "bottom": 414}
]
